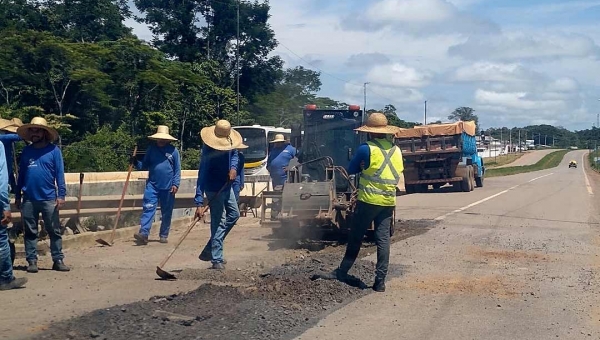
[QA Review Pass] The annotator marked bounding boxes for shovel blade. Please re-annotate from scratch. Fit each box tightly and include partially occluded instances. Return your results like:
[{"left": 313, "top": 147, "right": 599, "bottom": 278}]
[
  {"left": 95, "top": 238, "right": 112, "bottom": 247},
  {"left": 156, "top": 266, "right": 177, "bottom": 280}
]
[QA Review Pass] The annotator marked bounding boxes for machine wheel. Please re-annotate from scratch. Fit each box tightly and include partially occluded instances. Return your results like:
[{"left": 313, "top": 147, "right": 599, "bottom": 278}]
[{"left": 475, "top": 176, "right": 484, "bottom": 188}]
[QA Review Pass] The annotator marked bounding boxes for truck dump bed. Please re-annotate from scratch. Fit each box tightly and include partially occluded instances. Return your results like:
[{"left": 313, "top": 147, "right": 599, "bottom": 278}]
[{"left": 395, "top": 121, "right": 476, "bottom": 155}]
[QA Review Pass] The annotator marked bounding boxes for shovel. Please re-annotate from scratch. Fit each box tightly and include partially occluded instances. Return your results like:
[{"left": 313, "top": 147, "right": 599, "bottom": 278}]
[
  {"left": 96, "top": 146, "right": 138, "bottom": 246},
  {"left": 156, "top": 182, "right": 229, "bottom": 280},
  {"left": 72, "top": 173, "right": 86, "bottom": 234}
]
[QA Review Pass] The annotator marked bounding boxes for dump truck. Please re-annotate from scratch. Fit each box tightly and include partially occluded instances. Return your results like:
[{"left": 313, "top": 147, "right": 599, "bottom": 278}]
[
  {"left": 260, "top": 104, "right": 370, "bottom": 237},
  {"left": 394, "top": 121, "right": 484, "bottom": 193}
]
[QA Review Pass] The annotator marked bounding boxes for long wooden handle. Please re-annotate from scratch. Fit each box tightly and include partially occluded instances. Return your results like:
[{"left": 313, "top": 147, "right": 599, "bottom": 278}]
[
  {"left": 77, "top": 173, "right": 84, "bottom": 214},
  {"left": 108, "top": 146, "right": 138, "bottom": 242},
  {"left": 158, "top": 216, "right": 201, "bottom": 268}
]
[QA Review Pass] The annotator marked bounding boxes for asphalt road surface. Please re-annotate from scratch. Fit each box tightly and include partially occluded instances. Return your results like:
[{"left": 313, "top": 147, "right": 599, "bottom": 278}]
[
  {"left": 495, "top": 149, "right": 559, "bottom": 168},
  {"left": 296, "top": 150, "right": 600, "bottom": 340}
]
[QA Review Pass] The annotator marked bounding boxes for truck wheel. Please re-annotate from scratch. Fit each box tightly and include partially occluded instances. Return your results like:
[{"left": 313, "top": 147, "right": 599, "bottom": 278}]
[
  {"left": 469, "top": 166, "right": 475, "bottom": 191},
  {"left": 461, "top": 167, "right": 472, "bottom": 192},
  {"left": 475, "top": 176, "right": 484, "bottom": 188}
]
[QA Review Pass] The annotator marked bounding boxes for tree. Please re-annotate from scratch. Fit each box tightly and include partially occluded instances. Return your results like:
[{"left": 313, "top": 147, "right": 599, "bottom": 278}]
[
  {"left": 134, "top": 0, "right": 283, "bottom": 100},
  {"left": 367, "top": 105, "right": 420, "bottom": 128},
  {"left": 249, "top": 66, "right": 321, "bottom": 126},
  {"left": 449, "top": 107, "right": 478, "bottom": 125}
]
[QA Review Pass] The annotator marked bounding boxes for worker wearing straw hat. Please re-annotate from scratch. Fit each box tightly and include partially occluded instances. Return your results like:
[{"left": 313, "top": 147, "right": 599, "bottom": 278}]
[
  {"left": 197, "top": 142, "right": 247, "bottom": 263},
  {"left": 15, "top": 117, "right": 69, "bottom": 273},
  {"left": 267, "top": 133, "right": 297, "bottom": 189},
  {"left": 132, "top": 125, "right": 181, "bottom": 245},
  {"left": 321, "top": 112, "right": 403, "bottom": 292},
  {"left": 196, "top": 119, "right": 242, "bottom": 270},
  {"left": 0, "top": 118, "right": 24, "bottom": 193}
]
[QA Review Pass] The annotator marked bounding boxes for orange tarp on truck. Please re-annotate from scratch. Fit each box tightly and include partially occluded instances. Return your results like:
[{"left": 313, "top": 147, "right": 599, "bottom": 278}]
[{"left": 395, "top": 121, "right": 476, "bottom": 138}]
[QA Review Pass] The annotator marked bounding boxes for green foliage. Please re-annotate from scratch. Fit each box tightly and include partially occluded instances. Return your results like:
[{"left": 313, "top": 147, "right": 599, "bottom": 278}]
[
  {"left": 486, "top": 150, "right": 571, "bottom": 177},
  {"left": 449, "top": 107, "right": 478, "bottom": 131},
  {"left": 367, "top": 105, "right": 421, "bottom": 128},
  {"left": 62, "top": 125, "right": 136, "bottom": 172},
  {"left": 180, "top": 148, "right": 200, "bottom": 170}
]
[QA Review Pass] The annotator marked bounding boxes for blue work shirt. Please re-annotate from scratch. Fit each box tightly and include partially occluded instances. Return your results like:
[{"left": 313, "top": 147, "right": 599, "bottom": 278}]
[
  {"left": 0, "top": 143, "right": 10, "bottom": 212},
  {"left": 195, "top": 145, "right": 239, "bottom": 206},
  {"left": 267, "top": 144, "right": 297, "bottom": 181},
  {"left": 347, "top": 144, "right": 371, "bottom": 175},
  {"left": 16, "top": 143, "right": 66, "bottom": 201},
  {"left": 0, "top": 133, "right": 22, "bottom": 185},
  {"left": 232, "top": 152, "right": 245, "bottom": 189},
  {"left": 135, "top": 144, "right": 181, "bottom": 191}
]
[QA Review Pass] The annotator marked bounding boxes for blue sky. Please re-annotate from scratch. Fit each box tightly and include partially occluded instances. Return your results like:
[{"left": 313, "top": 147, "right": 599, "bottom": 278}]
[{"left": 126, "top": 0, "right": 600, "bottom": 131}]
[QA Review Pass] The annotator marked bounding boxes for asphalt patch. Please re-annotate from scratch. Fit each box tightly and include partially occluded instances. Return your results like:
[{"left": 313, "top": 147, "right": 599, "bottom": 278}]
[{"left": 34, "top": 219, "right": 435, "bottom": 340}]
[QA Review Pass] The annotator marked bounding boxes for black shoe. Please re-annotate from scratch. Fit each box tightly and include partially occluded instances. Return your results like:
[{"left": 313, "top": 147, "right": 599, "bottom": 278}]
[
  {"left": 27, "top": 261, "right": 38, "bottom": 273},
  {"left": 52, "top": 260, "right": 70, "bottom": 272},
  {"left": 198, "top": 251, "right": 211, "bottom": 262},
  {"left": 318, "top": 269, "right": 348, "bottom": 281},
  {"left": 373, "top": 278, "right": 386, "bottom": 292},
  {"left": 211, "top": 263, "right": 225, "bottom": 270},
  {"left": 0, "top": 277, "right": 28, "bottom": 290},
  {"left": 133, "top": 233, "right": 148, "bottom": 245},
  {"left": 199, "top": 251, "right": 227, "bottom": 264}
]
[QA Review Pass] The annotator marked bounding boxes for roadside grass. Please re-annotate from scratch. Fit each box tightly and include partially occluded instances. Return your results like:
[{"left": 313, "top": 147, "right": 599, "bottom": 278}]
[
  {"left": 484, "top": 153, "right": 524, "bottom": 168},
  {"left": 589, "top": 150, "right": 600, "bottom": 172},
  {"left": 486, "top": 149, "right": 571, "bottom": 177}
]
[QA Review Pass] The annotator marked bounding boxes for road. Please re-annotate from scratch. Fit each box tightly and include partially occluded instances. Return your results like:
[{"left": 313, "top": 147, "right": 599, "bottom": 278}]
[
  {"left": 495, "top": 149, "right": 558, "bottom": 168},
  {"left": 296, "top": 150, "right": 600, "bottom": 339},
  {"left": 5, "top": 150, "right": 599, "bottom": 340}
]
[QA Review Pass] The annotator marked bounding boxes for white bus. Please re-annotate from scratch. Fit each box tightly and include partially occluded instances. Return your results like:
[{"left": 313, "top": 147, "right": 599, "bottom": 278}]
[{"left": 233, "top": 125, "right": 292, "bottom": 176}]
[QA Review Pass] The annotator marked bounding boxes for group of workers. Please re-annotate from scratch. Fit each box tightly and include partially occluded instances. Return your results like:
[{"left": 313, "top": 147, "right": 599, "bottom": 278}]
[{"left": 1, "top": 111, "right": 403, "bottom": 293}]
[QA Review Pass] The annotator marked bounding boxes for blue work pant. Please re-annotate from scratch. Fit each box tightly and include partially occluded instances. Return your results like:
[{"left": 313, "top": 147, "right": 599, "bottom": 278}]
[
  {"left": 232, "top": 183, "right": 241, "bottom": 202},
  {"left": 139, "top": 183, "right": 175, "bottom": 239},
  {"left": 0, "top": 225, "right": 13, "bottom": 283},
  {"left": 205, "top": 187, "right": 239, "bottom": 264},
  {"left": 22, "top": 200, "right": 63, "bottom": 262}
]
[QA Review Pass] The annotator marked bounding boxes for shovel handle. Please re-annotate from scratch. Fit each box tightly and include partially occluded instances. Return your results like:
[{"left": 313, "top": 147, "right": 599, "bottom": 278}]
[
  {"left": 108, "top": 146, "right": 138, "bottom": 243},
  {"left": 79, "top": 173, "right": 84, "bottom": 184},
  {"left": 158, "top": 217, "right": 200, "bottom": 268}
]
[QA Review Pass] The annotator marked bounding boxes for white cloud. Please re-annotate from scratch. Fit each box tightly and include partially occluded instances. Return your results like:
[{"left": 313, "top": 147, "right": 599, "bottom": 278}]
[
  {"left": 449, "top": 32, "right": 600, "bottom": 61},
  {"left": 452, "top": 62, "right": 542, "bottom": 83},
  {"left": 345, "top": 53, "right": 391, "bottom": 69},
  {"left": 475, "top": 89, "right": 567, "bottom": 111},
  {"left": 341, "top": 0, "right": 499, "bottom": 36},
  {"left": 343, "top": 82, "right": 424, "bottom": 105},
  {"left": 366, "top": 63, "right": 432, "bottom": 88}
]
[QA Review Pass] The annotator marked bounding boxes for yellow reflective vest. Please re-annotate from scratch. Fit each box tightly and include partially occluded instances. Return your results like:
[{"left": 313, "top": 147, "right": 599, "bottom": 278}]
[{"left": 357, "top": 138, "right": 404, "bottom": 207}]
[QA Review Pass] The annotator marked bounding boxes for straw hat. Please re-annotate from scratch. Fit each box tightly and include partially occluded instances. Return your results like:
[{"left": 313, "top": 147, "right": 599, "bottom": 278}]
[
  {"left": 17, "top": 117, "right": 59, "bottom": 142},
  {"left": 148, "top": 125, "right": 177, "bottom": 141},
  {"left": 237, "top": 143, "right": 249, "bottom": 149},
  {"left": 0, "top": 118, "right": 22, "bottom": 133},
  {"left": 269, "top": 134, "right": 287, "bottom": 143},
  {"left": 354, "top": 112, "right": 399, "bottom": 134},
  {"left": 200, "top": 119, "right": 242, "bottom": 151}
]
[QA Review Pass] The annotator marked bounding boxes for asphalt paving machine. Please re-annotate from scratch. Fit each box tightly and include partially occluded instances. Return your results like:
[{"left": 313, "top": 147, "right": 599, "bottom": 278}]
[{"left": 261, "top": 104, "right": 387, "bottom": 239}]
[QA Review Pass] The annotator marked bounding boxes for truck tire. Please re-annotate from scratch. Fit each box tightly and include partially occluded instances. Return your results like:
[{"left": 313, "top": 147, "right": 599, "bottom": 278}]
[
  {"left": 461, "top": 166, "right": 473, "bottom": 192},
  {"left": 475, "top": 176, "right": 484, "bottom": 188},
  {"left": 469, "top": 166, "right": 475, "bottom": 191}
]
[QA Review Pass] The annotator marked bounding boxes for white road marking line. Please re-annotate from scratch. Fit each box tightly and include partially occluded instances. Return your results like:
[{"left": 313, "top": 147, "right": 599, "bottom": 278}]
[
  {"left": 583, "top": 153, "right": 594, "bottom": 195},
  {"left": 528, "top": 173, "right": 554, "bottom": 183},
  {"left": 434, "top": 174, "right": 555, "bottom": 221}
]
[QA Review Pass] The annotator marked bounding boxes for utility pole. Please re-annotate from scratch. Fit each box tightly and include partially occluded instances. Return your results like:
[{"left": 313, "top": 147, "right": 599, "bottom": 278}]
[
  {"left": 509, "top": 128, "right": 512, "bottom": 153},
  {"left": 500, "top": 128, "right": 503, "bottom": 156},
  {"left": 544, "top": 135, "right": 547, "bottom": 146},
  {"left": 236, "top": 0, "right": 240, "bottom": 124},
  {"left": 424, "top": 100, "right": 427, "bottom": 125},
  {"left": 363, "top": 82, "right": 369, "bottom": 119},
  {"left": 518, "top": 129, "right": 521, "bottom": 152}
]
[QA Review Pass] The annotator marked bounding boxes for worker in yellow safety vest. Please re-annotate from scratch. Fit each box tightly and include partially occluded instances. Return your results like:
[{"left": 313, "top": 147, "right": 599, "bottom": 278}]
[{"left": 321, "top": 112, "right": 403, "bottom": 292}]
